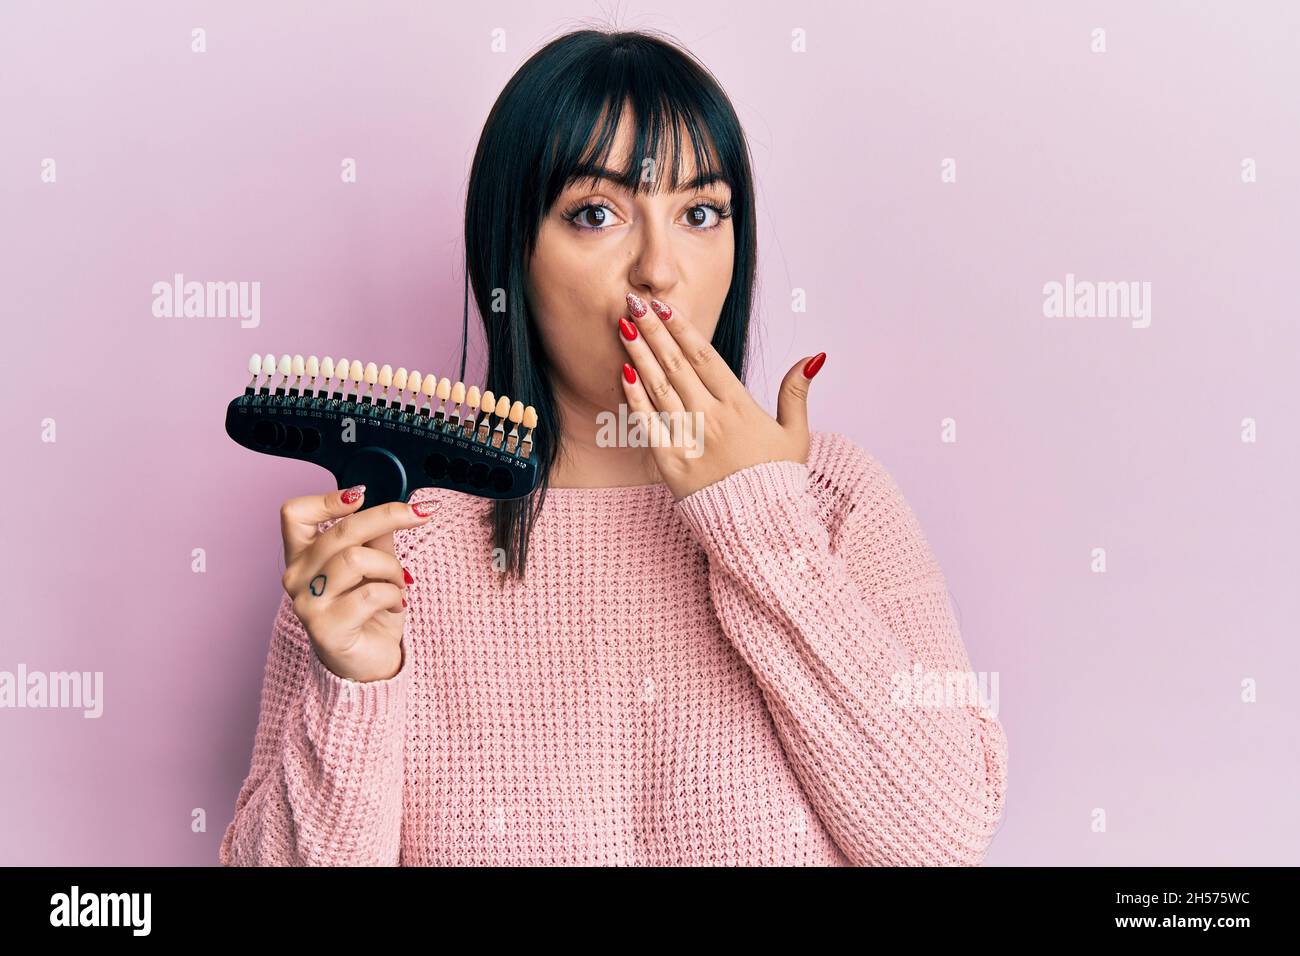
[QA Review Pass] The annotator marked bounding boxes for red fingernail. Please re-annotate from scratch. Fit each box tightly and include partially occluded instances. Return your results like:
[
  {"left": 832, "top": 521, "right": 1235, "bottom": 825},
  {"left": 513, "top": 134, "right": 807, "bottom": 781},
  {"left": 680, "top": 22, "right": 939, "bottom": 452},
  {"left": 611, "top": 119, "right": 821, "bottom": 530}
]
[
  {"left": 625, "top": 292, "right": 648, "bottom": 318},
  {"left": 618, "top": 316, "right": 638, "bottom": 341},
  {"left": 403, "top": 566, "right": 414, "bottom": 585},
  {"left": 411, "top": 501, "right": 437, "bottom": 518},
  {"left": 402, "top": 596, "right": 407, "bottom": 607},
  {"left": 650, "top": 298, "right": 672, "bottom": 320},
  {"left": 623, "top": 362, "right": 637, "bottom": 385},
  {"left": 803, "top": 352, "right": 826, "bottom": 379},
  {"left": 341, "top": 484, "right": 365, "bottom": 504}
]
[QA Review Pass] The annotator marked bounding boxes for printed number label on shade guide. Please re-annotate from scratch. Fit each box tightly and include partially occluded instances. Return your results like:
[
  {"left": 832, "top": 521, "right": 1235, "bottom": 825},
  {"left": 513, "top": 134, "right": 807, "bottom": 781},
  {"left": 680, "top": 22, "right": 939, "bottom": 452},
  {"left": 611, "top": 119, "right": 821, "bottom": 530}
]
[{"left": 225, "top": 353, "right": 540, "bottom": 508}]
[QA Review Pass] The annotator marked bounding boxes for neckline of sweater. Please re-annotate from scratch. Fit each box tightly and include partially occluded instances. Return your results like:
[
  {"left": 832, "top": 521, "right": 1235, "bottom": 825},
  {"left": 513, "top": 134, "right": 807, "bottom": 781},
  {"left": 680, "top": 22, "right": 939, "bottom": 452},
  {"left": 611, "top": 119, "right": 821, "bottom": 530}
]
[{"left": 538, "top": 480, "right": 674, "bottom": 506}]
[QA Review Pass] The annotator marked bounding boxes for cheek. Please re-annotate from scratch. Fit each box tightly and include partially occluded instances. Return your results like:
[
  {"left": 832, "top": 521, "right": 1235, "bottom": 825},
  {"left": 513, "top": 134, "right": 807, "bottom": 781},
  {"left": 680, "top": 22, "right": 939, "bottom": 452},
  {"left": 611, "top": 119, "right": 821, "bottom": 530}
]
[
  {"left": 530, "top": 222, "right": 610, "bottom": 311},
  {"left": 711, "top": 224, "right": 736, "bottom": 287},
  {"left": 693, "top": 227, "right": 734, "bottom": 338},
  {"left": 528, "top": 223, "right": 622, "bottom": 371}
]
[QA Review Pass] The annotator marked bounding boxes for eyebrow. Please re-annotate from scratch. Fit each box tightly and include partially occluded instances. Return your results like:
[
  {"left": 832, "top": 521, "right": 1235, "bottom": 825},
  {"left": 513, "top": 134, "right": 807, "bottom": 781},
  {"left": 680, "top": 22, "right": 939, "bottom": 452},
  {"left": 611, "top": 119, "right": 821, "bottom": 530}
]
[{"left": 567, "top": 164, "right": 732, "bottom": 193}]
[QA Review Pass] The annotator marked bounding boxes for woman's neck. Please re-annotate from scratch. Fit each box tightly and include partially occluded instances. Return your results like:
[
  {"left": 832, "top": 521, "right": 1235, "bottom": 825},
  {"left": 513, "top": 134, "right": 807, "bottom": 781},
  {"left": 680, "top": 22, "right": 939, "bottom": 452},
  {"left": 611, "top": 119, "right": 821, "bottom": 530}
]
[{"left": 546, "top": 387, "right": 664, "bottom": 489}]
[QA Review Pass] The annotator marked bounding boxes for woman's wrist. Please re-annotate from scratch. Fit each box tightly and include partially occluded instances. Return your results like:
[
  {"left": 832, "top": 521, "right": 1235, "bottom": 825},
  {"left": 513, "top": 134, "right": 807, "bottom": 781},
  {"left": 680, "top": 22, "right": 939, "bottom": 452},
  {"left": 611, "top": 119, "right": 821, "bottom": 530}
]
[{"left": 316, "top": 641, "right": 404, "bottom": 683}]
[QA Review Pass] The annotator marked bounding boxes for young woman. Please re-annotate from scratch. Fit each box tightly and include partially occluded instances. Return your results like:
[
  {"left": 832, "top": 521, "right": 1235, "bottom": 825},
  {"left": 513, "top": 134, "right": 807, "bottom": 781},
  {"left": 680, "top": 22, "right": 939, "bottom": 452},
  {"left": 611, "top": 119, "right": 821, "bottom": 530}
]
[{"left": 219, "top": 28, "right": 1007, "bottom": 867}]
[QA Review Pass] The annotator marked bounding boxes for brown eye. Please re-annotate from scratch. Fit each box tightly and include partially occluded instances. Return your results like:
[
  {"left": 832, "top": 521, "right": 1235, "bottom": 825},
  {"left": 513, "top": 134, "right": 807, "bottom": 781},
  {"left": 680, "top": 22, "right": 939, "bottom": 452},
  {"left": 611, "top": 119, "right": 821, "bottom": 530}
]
[
  {"left": 682, "top": 202, "right": 730, "bottom": 229},
  {"left": 563, "top": 201, "right": 619, "bottom": 231}
]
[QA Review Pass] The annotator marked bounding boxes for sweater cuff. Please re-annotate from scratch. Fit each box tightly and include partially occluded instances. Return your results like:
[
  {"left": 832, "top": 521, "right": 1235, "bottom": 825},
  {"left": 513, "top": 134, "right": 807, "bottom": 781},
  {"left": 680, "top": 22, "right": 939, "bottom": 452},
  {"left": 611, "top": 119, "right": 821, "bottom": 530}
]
[
  {"left": 307, "top": 638, "right": 408, "bottom": 721},
  {"left": 674, "top": 458, "right": 814, "bottom": 559}
]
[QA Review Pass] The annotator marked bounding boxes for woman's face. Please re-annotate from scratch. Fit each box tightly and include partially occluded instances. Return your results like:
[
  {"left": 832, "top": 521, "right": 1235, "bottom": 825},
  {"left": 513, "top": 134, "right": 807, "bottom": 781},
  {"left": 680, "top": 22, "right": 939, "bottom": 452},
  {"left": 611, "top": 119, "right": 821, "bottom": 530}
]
[{"left": 526, "top": 111, "right": 735, "bottom": 416}]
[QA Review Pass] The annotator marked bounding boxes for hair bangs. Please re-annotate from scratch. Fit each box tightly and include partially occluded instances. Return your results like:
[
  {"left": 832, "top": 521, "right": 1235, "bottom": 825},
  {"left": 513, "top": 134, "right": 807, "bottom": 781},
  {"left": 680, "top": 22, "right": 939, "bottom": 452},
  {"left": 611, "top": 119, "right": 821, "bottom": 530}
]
[{"left": 540, "top": 44, "right": 738, "bottom": 217}]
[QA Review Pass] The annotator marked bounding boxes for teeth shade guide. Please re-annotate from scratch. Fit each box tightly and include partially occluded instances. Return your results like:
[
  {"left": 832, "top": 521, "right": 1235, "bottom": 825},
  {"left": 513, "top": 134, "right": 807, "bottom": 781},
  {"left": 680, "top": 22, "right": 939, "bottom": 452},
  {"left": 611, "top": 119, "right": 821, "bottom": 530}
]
[{"left": 229, "top": 352, "right": 540, "bottom": 507}]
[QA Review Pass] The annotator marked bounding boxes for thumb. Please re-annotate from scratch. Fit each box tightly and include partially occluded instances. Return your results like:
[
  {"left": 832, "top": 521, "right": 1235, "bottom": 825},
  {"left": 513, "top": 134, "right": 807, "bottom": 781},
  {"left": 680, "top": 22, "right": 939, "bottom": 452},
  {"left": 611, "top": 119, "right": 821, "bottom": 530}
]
[{"left": 776, "top": 352, "right": 825, "bottom": 432}]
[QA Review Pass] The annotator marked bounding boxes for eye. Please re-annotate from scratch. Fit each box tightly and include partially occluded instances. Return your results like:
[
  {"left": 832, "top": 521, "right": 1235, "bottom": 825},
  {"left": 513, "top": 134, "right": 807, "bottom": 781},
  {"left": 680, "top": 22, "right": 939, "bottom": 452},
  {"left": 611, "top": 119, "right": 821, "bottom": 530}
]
[
  {"left": 561, "top": 199, "right": 623, "bottom": 232},
  {"left": 560, "top": 197, "right": 734, "bottom": 233},
  {"left": 681, "top": 201, "right": 732, "bottom": 230}
]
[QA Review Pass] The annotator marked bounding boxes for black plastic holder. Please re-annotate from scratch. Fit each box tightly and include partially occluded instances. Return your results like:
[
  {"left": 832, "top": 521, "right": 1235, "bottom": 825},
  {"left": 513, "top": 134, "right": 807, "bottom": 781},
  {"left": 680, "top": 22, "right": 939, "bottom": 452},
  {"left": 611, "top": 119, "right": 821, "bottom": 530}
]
[{"left": 224, "top": 392, "right": 538, "bottom": 508}]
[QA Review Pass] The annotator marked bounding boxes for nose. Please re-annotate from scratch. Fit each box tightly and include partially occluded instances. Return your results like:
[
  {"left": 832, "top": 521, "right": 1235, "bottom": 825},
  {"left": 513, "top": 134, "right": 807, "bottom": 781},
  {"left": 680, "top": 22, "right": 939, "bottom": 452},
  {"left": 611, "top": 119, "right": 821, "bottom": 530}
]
[{"left": 626, "top": 215, "right": 678, "bottom": 303}]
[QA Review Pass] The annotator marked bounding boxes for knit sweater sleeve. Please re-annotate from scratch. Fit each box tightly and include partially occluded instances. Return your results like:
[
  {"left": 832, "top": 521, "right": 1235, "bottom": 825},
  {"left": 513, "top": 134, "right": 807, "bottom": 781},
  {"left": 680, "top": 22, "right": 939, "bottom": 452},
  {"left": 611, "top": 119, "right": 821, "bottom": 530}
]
[
  {"left": 673, "top": 432, "right": 1008, "bottom": 866},
  {"left": 218, "top": 591, "right": 408, "bottom": 866}
]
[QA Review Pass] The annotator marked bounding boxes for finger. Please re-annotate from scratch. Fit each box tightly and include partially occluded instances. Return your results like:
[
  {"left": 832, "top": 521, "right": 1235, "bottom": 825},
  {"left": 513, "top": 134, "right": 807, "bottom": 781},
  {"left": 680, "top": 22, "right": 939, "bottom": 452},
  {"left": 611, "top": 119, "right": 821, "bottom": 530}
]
[
  {"left": 281, "top": 484, "right": 367, "bottom": 567},
  {"left": 643, "top": 296, "right": 739, "bottom": 402},
  {"left": 624, "top": 292, "right": 711, "bottom": 409},
  {"left": 304, "top": 545, "right": 409, "bottom": 607},
  {"left": 289, "top": 499, "right": 433, "bottom": 595},
  {"left": 329, "top": 581, "right": 406, "bottom": 634},
  {"left": 619, "top": 313, "right": 684, "bottom": 415},
  {"left": 619, "top": 362, "right": 672, "bottom": 450},
  {"left": 776, "top": 352, "right": 825, "bottom": 433}
]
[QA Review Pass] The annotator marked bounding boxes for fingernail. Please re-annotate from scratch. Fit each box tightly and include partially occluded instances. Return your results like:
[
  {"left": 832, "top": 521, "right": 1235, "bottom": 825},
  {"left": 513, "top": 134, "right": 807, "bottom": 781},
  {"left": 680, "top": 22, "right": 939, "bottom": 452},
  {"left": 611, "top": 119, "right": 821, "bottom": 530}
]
[
  {"left": 341, "top": 484, "right": 366, "bottom": 504},
  {"left": 402, "top": 596, "right": 407, "bottom": 607},
  {"left": 623, "top": 362, "right": 637, "bottom": 385},
  {"left": 403, "top": 566, "right": 414, "bottom": 585},
  {"left": 649, "top": 298, "right": 672, "bottom": 320},
  {"left": 625, "top": 291, "right": 648, "bottom": 318},
  {"left": 618, "top": 316, "right": 638, "bottom": 341},
  {"left": 411, "top": 501, "right": 437, "bottom": 518},
  {"left": 803, "top": 352, "right": 826, "bottom": 380}
]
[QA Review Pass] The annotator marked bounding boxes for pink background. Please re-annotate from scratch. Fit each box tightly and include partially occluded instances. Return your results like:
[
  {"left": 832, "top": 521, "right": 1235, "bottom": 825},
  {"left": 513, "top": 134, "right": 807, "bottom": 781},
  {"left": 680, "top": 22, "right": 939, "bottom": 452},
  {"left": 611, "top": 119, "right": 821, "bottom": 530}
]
[{"left": 2, "top": 1, "right": 1297, "bottom": 865}]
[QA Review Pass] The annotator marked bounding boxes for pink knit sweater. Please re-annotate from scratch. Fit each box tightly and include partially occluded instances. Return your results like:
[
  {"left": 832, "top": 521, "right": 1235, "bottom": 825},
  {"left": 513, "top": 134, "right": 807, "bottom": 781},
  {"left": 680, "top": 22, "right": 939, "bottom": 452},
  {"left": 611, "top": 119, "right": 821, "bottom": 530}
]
[{"left": 219, "top": 430, "right": 1008, "bottom": 866}]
